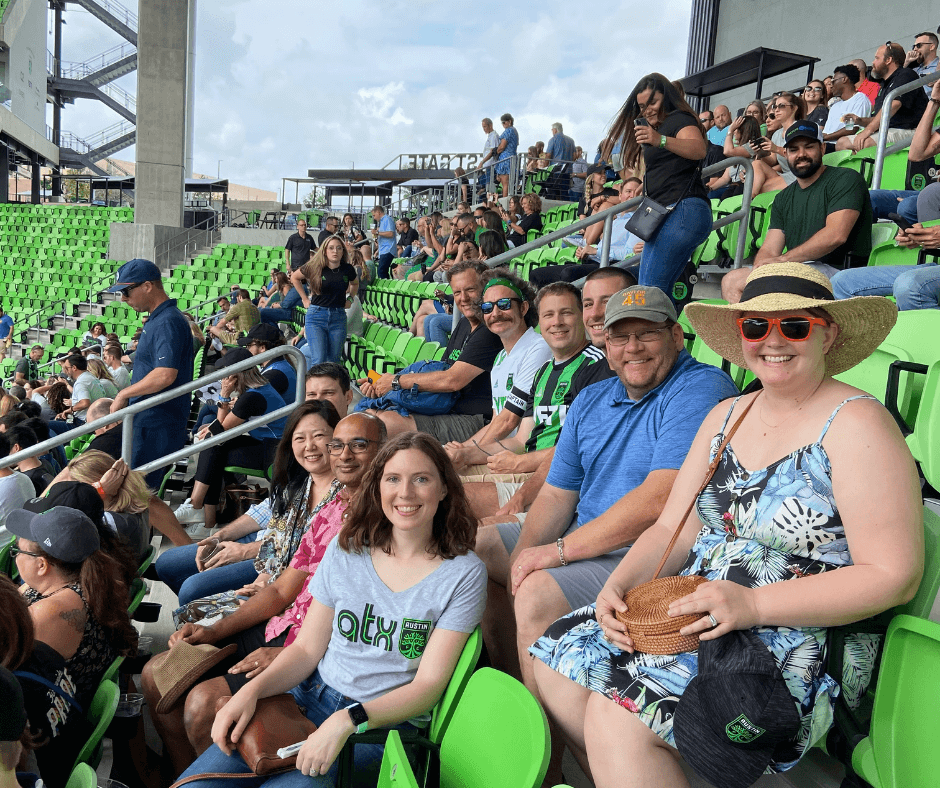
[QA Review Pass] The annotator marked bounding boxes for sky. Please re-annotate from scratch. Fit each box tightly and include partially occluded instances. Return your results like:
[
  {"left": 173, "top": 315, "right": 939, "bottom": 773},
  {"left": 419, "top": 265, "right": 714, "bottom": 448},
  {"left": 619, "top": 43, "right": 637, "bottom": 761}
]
[{"left": 50, "top": 0, "right": 695, "bottom": 199}]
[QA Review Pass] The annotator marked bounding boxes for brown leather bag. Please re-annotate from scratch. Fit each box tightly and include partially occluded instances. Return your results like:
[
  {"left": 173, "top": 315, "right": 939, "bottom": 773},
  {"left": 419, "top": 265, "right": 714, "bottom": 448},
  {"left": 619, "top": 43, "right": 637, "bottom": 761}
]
[{"left": 170, "top": 695, "right": 316, "bottom": 787}]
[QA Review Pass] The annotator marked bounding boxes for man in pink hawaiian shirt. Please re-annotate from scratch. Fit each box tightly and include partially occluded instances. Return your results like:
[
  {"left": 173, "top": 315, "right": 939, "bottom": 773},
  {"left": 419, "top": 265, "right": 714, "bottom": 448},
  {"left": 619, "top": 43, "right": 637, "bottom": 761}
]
[{"left": 142, "top": 412, "right": 386, "bottom": 771}]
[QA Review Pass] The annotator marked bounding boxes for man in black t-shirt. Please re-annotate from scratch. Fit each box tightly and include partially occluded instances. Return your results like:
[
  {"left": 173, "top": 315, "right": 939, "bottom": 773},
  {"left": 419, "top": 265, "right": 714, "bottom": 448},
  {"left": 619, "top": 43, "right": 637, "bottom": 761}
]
[
  {"left": 358, "top": 261, "right": 502, "bottom": 443},
  {"left": 396, "top": 217, "right": 420, "bottom": 257},
  {"left": 283, "top": 218, "right": 316, "bottom": 272},
  {"left": 838, "top": 41, "right": 930, "bottom": 151},
  {"left": 317, "top": 215, "right": 340, "bottom": 245}
]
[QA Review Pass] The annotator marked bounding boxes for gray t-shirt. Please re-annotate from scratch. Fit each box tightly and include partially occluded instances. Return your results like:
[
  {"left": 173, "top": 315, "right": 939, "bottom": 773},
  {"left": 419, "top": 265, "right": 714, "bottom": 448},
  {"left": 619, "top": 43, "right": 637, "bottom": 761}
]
[
  {"left": 111, "top": 365, "right": 131, "bottom": 391},
  {"left": 311, "top": 538, "right": 486, "bottom": 712},
  {"left": 70, "top": 371, "right": 106, "bottom": 420},
  {"left": 0, "top": 472, "right": 37, "bottom": 546}
]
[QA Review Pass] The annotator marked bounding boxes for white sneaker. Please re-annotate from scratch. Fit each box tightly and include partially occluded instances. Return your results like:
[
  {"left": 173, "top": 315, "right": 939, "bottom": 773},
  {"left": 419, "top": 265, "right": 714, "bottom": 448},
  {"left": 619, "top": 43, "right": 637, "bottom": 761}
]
[{"left": 174, "top": 498, "right": 206, "bottom": 525}]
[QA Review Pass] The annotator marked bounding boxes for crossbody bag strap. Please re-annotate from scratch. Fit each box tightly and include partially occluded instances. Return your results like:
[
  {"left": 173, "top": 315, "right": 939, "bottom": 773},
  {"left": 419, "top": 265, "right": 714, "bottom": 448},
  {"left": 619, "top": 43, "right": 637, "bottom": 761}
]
[
  {"left": 12, "top": 671, "right": 84, "bottom": 716},
  {"left": 649, "top": 394, "right": 758, "bottom": 581}
]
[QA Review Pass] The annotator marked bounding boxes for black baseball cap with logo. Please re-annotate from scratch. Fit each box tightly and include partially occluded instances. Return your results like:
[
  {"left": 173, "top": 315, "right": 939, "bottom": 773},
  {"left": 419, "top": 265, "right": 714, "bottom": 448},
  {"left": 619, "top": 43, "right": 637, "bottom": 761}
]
[
  {"left": 673, "top": 629, "right": 801, "bottom": 788},
  {"left": 784, "top": 120, "right": 824, "bottom": 147}
]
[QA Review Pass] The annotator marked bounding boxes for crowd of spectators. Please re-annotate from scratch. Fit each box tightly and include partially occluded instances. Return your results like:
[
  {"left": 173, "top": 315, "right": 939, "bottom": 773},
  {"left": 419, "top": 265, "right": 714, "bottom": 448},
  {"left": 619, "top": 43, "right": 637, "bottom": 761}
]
[{"left": 3, "top": 29, "right": 940, "bottom": 788}]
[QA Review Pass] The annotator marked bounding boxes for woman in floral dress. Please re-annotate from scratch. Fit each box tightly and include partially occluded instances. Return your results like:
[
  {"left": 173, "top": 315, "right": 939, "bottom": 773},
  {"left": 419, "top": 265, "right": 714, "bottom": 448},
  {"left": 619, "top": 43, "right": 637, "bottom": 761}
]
[{"left": 531, "top": 264, "right": 924, "bottom": 788}]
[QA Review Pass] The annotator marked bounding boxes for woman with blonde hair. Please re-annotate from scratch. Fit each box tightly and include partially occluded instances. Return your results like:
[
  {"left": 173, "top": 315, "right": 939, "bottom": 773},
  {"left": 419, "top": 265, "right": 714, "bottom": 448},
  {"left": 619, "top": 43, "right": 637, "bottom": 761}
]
[
  {"left": 291, "top": 235, "right": 358, "bottom": 367},
  {"left": 86, "top": 358, "right": 119, "bottom": 397}
]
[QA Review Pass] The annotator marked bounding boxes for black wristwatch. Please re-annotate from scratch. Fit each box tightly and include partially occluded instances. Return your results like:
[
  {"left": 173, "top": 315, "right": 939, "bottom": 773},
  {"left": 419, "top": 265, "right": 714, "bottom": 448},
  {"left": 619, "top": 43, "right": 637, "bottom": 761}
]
[
  {"left": 346, "top": 703, "right": 368, "bottom": 734},
  {"left": 391, "top": 373, "right": 403, "bottom": 391}
]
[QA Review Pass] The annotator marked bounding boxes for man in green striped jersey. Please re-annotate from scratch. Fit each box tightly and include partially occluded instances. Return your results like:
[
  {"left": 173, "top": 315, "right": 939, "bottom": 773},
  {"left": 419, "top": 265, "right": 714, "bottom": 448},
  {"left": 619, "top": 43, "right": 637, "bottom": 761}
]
[{"left": 460, "top": 281, "right": 616, "bottom": 522}]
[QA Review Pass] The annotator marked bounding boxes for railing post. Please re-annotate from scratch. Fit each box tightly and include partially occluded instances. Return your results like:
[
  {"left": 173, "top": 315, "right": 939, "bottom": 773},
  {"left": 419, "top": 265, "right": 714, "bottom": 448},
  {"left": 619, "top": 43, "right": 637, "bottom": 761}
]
[
  {"left": 599, "top": 214, "right": 613, "bottom": 267},
  {"left": 121, "top": 411, "right": 134, "bottom": 464}
]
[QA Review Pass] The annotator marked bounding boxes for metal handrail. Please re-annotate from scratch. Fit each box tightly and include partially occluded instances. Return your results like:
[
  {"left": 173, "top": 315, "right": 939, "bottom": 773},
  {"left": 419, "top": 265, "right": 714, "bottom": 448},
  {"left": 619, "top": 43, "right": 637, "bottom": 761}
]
[
  {"left": 0, "top": 346, "right": 307, "bottom": 474},
  {"left": 153, "top": 213, "right": 221, "bottom": 270},
  {"left": 475, "top": 156, "right": 754, "bottom": 271},
  {"left": 872, "top": 70, "right": 940, "bottom": 189}
]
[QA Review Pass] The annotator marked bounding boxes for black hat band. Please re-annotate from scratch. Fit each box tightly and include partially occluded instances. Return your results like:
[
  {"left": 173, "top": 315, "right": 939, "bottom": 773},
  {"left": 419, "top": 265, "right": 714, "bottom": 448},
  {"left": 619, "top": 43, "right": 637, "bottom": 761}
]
[{"left": 740, "top": 275, "right": 834, "bottom": 303}]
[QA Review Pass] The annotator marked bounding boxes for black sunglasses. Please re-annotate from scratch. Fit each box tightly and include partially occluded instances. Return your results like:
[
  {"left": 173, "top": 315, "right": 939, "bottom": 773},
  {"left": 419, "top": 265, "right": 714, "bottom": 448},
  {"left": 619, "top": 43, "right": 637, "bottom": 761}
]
[
  {"left": 119, "top": 282, "right": 145, "bottom": 297},
  {"left": 480, "top": 297, "right": 522, "bottom": 314}
]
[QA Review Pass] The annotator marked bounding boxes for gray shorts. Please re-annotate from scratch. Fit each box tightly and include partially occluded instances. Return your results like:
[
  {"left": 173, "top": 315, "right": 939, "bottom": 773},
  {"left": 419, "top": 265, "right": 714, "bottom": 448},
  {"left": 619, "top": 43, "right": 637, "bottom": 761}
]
[
  {"left": 496, "top": 519, "right": 628, "bottom": 611},
  {"left": 412, "top": 412, "right": 486, "bottom": 444}
]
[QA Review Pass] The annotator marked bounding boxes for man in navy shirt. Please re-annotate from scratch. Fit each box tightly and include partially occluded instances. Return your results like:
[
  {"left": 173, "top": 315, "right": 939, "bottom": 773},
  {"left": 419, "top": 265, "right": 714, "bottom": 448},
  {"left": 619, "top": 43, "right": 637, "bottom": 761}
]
[
  {"left": 0, "top": 307, "right": 13, "bottom": 360},
  {"left": 108, "top": 259, "right": 195, "bottom": 489}
]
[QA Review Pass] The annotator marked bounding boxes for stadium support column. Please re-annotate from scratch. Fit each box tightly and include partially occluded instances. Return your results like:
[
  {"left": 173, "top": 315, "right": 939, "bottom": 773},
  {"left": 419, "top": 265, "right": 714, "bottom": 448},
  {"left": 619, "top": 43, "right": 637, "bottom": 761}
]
[
  {"left": 134, "top": 0, "right": 195, "bottom": 228},
  {"left": 31, "top": 154, "right": 40, "bottom": 204},
  {"left": 0, "top": 144, "right": 8, "bottom": 204}
]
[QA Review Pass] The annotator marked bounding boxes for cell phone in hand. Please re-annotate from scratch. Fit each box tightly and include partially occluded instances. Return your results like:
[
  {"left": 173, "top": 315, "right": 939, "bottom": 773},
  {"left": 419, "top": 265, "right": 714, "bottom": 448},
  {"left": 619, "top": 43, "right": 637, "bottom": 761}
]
[
  {"left": 888, "top": 212, "right": 914, "bottom": 232},
  {"left": 634, "top": 118, "right": 650, "bottom": 128}
]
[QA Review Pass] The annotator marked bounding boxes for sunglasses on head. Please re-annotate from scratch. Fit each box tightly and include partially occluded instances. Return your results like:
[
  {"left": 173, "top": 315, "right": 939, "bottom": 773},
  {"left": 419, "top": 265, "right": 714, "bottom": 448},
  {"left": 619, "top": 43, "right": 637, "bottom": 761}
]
[
  {"left": 736, "top": 315, "right": 829, "bottom": 342},
  {"left": 480, "top": 297, "right": 522, "bottom": 314}
]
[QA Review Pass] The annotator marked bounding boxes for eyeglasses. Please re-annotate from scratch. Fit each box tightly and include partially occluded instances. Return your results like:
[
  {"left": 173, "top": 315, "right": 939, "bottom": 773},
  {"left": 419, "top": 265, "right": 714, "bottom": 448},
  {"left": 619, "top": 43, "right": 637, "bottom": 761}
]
[
  {"left": 326, "top": 438, "right": 380, "bottom": 455},
  {"left": 606, "top": 326, "right": 670, "bottom": 346},
  {"left": 913, "top": 42, "right": 931, "bottom": 49},
  {"left": 774, "top": 102, "right": 794, "bottom": 109},
  {"left": 736, "top": 315, "right": 829, "bottom": 342},
  {"left": 805, "top": 86, "right": 823, "bottom": 92},
  {"left": 480, "top": 297, "right": 523, "bottom": 314},
  {"left": 10, "top": 546, "right": 42, "bottom": 559},
  {"left": 118, "top": 282, "right": 145, "bottom": 297}
]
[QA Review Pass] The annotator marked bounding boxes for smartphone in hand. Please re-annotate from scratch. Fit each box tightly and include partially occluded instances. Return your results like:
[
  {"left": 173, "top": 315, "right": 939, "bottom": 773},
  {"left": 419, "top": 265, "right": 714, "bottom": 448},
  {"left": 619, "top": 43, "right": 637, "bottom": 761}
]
[{"left": 888, "top": 212, "right": 915, "bottom": 232}]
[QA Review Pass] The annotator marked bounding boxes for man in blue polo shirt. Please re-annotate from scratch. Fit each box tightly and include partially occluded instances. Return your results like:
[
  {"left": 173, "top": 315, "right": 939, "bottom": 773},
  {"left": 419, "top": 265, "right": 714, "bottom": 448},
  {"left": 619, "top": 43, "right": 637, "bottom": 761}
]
[
  {"left": 108, "top": 259, "right": 195, "bottom": 489},
  {"left": 370, "top": 205, "right": 396, "bottom": 279},
  {"left": 474, "top": 286, "right": 737, "bottom": 756}
]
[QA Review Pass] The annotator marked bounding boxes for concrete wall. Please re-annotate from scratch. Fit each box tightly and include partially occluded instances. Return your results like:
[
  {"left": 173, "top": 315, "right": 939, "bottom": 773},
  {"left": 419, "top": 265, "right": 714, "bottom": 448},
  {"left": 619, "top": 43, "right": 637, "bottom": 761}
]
[
  {"left": 135, "top": 0, "right": 194, "bottom": 227},
  {"left": 221, "top": 227, "right": 295, "bottom": 247},
  {"left": 710, "top": 1, "right": 933, "bottom": 113},
  {"left": 109, "top": 223, "right": 209, "bottom": 268}
]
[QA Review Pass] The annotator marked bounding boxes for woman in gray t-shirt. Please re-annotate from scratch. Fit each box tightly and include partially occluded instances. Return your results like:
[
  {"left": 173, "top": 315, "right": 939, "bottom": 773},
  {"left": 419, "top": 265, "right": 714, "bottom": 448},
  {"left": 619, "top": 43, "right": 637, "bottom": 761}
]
[{"left": 179, "top": 432, "right": 487, "bottom": 787}]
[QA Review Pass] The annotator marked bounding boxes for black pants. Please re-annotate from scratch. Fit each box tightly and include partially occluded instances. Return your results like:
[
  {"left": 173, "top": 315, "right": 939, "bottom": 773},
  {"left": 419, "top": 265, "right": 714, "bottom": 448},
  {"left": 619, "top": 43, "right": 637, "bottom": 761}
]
[{"left": 193, "top": 434, "right": 279, "bottom": 502}]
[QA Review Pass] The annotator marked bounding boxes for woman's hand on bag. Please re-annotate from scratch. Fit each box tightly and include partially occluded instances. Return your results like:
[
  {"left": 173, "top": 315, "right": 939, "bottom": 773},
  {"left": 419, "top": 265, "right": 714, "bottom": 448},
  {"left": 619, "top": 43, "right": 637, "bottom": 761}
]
[
  {"left": 295, "top": 711, "right": 354, "bottom": 779},
  {"left": 234, "top": 577, "right": 267, "bottom": 600},
  {"left": 201, "top": 540, "right": 250, "bottom": 570},
  {"left": 596, "top": 583, "right": 633, "bottom": 652},
  {"left": 669, "top": 579, "right": 760, "bottom": 641},
  {"left": 228, "top": 647, "right": 283, "bottom": 680},
  {"left": 211, "top": 691, "right": 258, "bottom": 756}
]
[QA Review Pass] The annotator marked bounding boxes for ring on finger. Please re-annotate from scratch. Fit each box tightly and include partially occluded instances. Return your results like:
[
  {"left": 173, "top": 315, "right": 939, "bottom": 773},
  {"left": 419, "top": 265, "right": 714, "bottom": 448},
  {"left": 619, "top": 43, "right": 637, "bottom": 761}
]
[{"left": 708, "top": 613, "right": 718, "bottom": 628}]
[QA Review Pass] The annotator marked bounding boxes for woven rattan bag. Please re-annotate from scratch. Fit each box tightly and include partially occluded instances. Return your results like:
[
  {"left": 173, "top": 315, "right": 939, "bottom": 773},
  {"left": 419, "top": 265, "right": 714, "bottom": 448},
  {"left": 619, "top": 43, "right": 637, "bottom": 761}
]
[{"left": 615, "top": 398, "right": 756, "bottom": 654}]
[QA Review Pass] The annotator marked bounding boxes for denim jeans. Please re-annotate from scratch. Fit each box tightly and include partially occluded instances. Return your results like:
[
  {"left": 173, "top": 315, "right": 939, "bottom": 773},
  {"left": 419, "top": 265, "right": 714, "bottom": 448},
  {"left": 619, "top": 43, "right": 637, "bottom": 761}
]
[
  {"left": 177, "top": 669, "right": 416, "bottom": 788},
  {"left": 377, "top": 253, "right": 395, "bottom": 279},
  {"left": 638, "top": 197, "right": 712, "bottom": 302},
  {"left": 869, "top": 190, "right": 919, "bottom": 223},
  {"left": 155, "top": 534, "right": 258, "bottom": 605},
  {"left": 831, "top": 264, "right": 940, "bottom": 310},
  {"left": 303, "top": 306, "right": 346, "bottom": 366},
  {"left": 259, "top": 286, "right": 305, "bottom": 326},
  {"left": 424, "top": 313, "right": 452, "bottom": 347}
]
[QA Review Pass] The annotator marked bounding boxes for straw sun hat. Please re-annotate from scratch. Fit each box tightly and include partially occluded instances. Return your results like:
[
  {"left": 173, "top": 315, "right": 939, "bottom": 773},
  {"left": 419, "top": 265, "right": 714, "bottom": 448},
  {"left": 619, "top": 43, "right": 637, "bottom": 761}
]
[{"left": 684, "top": 263, "right": 898, "bottom": 377}]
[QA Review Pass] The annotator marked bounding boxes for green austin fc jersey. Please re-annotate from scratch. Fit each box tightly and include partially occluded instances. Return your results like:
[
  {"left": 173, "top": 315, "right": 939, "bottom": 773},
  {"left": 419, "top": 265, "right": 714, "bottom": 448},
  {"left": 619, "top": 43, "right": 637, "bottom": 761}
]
[{"left": 520, "top": 344, "right": 612, "bottom": 452}]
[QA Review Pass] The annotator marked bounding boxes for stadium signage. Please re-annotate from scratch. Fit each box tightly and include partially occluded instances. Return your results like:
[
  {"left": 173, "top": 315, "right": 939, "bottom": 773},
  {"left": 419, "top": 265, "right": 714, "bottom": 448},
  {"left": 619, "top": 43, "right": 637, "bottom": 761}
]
[{"left": 400, "top": 153, "right": 483, "bottom": 170}]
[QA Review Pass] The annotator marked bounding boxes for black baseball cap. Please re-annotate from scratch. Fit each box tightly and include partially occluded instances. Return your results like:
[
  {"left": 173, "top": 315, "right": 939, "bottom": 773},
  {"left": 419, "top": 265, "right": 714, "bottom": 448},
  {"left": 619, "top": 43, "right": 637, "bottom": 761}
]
[
  {"left": 237, "top": 323, "right": 283, "bottom": 347},
  {"left": 784, "top": 120, "right": 824, "bottom": 147},
  {"left": 0, "top": 666, "right": 27, "bottom": 742},
  {"left": 214, "top": 347, "right": 255, "bottom": 370},
  {"left": 24, "top": 481, "right": 105, "bottom": 527},
  {"left": 673, "top": 629, "right": 801, "bottom": 788},
  {"left": 7, "top": 506, "right": 101, "bottom": 564}
]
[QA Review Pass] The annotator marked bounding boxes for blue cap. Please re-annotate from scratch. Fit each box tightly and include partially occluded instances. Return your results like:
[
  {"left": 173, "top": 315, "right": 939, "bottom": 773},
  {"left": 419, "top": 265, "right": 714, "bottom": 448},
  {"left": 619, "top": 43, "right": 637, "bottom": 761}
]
[
  {"left": 783, "top": 120, "right": 824, "bottom": 147},
  {"left": 106, "top": 258, "right": 163, "bottom": 293}
]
